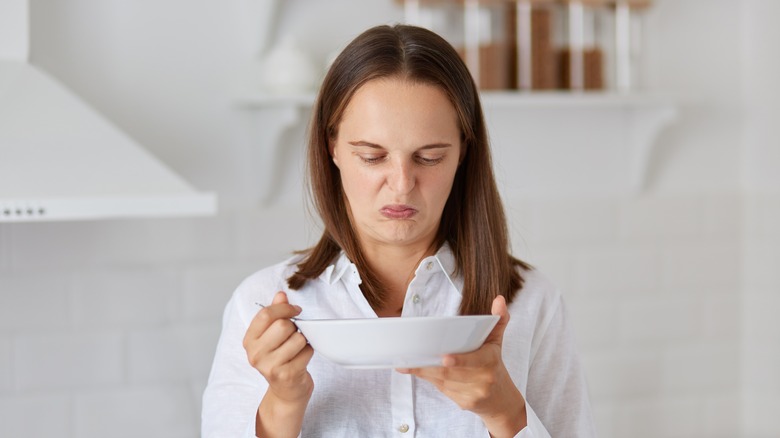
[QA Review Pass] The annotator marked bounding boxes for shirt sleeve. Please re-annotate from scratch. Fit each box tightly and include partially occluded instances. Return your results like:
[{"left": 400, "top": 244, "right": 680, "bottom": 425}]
[
  {"left": 522, "top": 296, "right": 597, "bottom": 437},
  {"left": 515, "top": 402, "right": 551, "bottom": 438},
  {"left": 202, "top": 291, "right": 267, "bottom": 438}
]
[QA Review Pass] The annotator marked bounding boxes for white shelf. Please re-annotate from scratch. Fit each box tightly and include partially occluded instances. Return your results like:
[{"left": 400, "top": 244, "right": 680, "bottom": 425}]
[
  {"left": 232, "top": 91, "right": 677, "bottom": 200},
  {"left": 233, "top": 92, "right": 316, "bottom": 108},
  {"left": 233, "top": 90, "right": 673, "bottom": 109}
]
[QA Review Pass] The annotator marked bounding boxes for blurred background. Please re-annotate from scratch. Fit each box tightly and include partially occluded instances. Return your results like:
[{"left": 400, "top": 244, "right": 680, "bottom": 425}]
[{"left": 1, "top": 0, "right": 778, "bottom": 436}]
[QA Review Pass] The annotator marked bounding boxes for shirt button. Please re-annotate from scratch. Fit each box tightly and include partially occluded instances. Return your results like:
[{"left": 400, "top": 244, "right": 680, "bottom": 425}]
[
  {"left": 398, "top": 424, "right": 410, "bottom": 433},
  {"left": 425, "top": 261, "right": 433, "bottom": 270},
  {"left": 412, "top": 294, "right": 420, "bottom": 304}
]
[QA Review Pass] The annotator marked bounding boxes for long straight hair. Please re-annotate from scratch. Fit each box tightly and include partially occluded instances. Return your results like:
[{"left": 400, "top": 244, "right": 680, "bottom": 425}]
[{"left": 287, "top": 24, "right": 529, "bottom": 315}]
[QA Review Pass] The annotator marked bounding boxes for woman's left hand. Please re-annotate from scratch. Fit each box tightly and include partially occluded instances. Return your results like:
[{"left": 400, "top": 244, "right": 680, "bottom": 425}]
[{"left": 396, "top": 295, "right": 527, "bottom": 438}]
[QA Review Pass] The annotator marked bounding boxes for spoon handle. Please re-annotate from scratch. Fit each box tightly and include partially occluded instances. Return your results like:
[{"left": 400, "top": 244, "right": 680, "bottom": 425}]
[{"left": 254, "top": 302, "right": 300, "bottom": 321}]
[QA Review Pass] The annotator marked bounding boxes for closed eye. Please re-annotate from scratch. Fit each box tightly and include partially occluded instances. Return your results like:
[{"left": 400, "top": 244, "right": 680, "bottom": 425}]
[
  {"left": 415, "top": 155, "right": 445, "bottom": 166},
  {"left": 359, "top": 154, "right": 386, "bottom": 165}
]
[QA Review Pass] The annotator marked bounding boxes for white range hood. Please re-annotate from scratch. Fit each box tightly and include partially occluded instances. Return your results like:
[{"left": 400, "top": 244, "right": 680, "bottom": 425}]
[{"left": 0, "top": 0, "right": 216, "bottom": 222}]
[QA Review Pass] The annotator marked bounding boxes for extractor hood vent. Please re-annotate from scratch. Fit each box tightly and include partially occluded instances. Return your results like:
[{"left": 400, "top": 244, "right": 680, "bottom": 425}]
[{"left": 0, "top": 0, "right": 216, "bottom": 222}]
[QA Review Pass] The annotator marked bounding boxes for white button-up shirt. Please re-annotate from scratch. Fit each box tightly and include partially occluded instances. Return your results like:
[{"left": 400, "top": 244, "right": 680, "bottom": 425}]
[{"left": 202, "top": 245, "right": 595, "bottom": 437}]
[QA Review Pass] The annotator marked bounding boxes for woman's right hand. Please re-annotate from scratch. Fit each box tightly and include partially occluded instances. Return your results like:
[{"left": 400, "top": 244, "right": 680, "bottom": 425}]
[{"left": 243, "top": 291, "right": 314, "bottom": 437}]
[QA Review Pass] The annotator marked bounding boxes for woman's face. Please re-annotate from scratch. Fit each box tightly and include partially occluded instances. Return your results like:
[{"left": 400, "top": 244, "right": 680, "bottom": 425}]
[{"left": 331, "top": 77, "right": 462, "bottom": 252}]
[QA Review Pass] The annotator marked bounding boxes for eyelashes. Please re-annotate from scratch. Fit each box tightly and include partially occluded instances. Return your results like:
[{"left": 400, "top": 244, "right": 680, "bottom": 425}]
[
  {"left": 360, "top": 155, "right": 383, "bottom": 165},
  {"left": 358, "top": 155, "right": 445, "bottom": 166},
  {"left": 416, "top": 156, "right": 444, "bottom": 166}
]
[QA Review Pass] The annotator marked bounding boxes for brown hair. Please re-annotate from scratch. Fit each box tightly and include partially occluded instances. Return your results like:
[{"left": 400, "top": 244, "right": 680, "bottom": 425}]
[{"left": 287, "top": 24, "right": 529, "bottom": 315}]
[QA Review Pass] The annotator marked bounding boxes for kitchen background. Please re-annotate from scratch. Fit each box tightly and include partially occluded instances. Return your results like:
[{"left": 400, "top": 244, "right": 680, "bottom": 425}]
[{"left": 1, "top": 0, "right": 779, "bottom": 436}]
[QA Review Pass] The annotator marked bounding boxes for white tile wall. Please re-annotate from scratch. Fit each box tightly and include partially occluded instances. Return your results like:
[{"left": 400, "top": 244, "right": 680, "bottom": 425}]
[
  {"left": 71, "top": 269, "right": 179, "bottom": 328},
  {"left": 501, "top": 193, "right": 745, "bottom": 436},
  {"left": 126, "top": 323, "right": 219, "bottom": 385},
  {"left": 13, "top": 331, "right": 124, "bottom": 391},
  {"left": 743, "top": 393, "right": 780, "bottom": 438},
  {"left": 702, "top": 194, "right": 743, "bottom": 237},
  {"left": 0, "top": 272, "right": 71, "bottom": 331},
  {"left": 0, "top": 338, "right": 11, "bottom": 393},
  {"left": 613, "top": 396, "right": 705, "bottom": 437},
  {"left": 660, "top": 241, "right": 741, "bottom": 293},
  {"left": 617, "top": 295, "right": 705, "bottom": 343},
  {"left": 0, "top": 394, "right": 72, "bottom": 437},
  {"left": 180, "top": 261, "right": 261, "bottom": 321},
  {"left": 74, "top": 386, "right": 198, "bottom": 438},
  {"left": 583, "top": 347, "right": 665, "bottom": 400},
  {"left": 662, "top": 341, "right": 739, "bottom": 394},
  {"left": 0, "top": 226, "right": 10, "bottom": 271},
  {"left": 566, "top": 299, "right": 619, "bottom": 349},
  {"left": 704, "top": 395, "right": 743, "bottom": 437},
  {"left": 574, "top": 246, "right": 661, "bottom": 298},
  {"left": 8, "top": 216, "right": 233, "bottom": 272},
  {"left": 743, "top": 241, "right": 780, "bottom": 289},
  {"left": 233, "top": 205, "right": 321, "bottom": 261},
  {"left": 522, "top": 199, "right": 620, "bottom": 246},
  {"left": 742, "top": 195, "right": 780, "bottom": 437},
  {"left": 617, "top": 196, "right": 706, "bottom": 241},
  {"left": 702, "top": 293, "right": 741, "bottom": 340}
]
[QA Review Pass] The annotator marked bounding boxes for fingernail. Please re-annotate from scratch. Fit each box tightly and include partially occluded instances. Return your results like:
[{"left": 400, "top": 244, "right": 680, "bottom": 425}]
[{"left": 293, "top": 305, "right": 302, "bottom": 312}]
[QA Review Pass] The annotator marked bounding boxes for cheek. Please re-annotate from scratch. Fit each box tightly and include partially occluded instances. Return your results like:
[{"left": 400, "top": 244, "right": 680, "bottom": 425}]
[
  {"left": 340, "top": 167, "right": 382, "bottom": 204},
  {"left": 429, "top": 168, "right": 459, "bottom": 203},
  {"left": 434, "top": 182, "right": 455, "bottom": 208}
]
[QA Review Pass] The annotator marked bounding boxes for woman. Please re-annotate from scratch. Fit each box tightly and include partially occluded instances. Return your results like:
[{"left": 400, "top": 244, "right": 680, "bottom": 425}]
[{"left": 203, "top": 24, "right": 594, "bottom": 437}]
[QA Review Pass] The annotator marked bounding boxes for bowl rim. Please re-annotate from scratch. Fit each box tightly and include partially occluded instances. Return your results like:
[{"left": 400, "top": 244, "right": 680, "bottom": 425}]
[{"left": 294, "top": 314, "right": 499, "bottom": 325}]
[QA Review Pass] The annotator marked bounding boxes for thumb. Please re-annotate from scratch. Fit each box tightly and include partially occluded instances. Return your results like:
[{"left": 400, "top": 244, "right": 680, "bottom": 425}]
[
  {"left": 271, "top": 290, "right": 289, "bottom": 305},
  {"left": 485, "top": 295, "right": 510, "bottom": 346}
]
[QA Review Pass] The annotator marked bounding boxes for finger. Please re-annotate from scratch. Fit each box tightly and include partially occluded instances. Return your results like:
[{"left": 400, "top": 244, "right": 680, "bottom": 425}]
[
  {"left": 441, "top": 346, "right": 495, "bottom": 369},
  {"left": 272, "top": 290, "right": 289, "bottom": 305},
  {"left": 289, "top": 343, "right": 315, "bottom": 368},
  {"left": 275, "top": 343, "right": 314, "bottom": 377},
  {"left": 397, "top": 367, "right": 446, "bottom": 388},
  {"left": 268, "top": 330, "right": 310, "bottom": 364},
  {"left": 401, "top": 366, "right": 450, "bottom": 382},
  {"left": 245, "top": 294, "right": 301, "bottom": 341},
  {"left": 257, "top": 318, "right": 300, "bottom": 352},
  {"left": 484, "top": 295, "right": 510, "bottom": 346},
  {"left": 409, "top": 362, "right": 491, "bottom": 384},
  {"left": 404, "top": 369, "right": 489, "bottom": 402},
  {"left": 264, "top": 344, "right": 314, "bottom": 394},
  {"left": 248, "top": 322, "right": 308, "bottom": 374}
]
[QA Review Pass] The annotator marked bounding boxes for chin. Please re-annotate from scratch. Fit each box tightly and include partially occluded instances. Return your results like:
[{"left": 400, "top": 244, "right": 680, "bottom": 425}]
[{"left": 383, "top": 226, "right": 430, "bottom": 246}]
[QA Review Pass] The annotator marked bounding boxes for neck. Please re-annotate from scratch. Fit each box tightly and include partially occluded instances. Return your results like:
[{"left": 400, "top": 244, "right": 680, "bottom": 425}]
[{"left": 360, "top": 239, "right": 437, "bottom": 316}]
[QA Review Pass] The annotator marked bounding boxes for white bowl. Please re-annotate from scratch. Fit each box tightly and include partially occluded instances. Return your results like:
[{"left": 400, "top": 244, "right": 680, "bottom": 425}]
[{"left": 295, "top": 315, "right": 499, "bottom": 369}]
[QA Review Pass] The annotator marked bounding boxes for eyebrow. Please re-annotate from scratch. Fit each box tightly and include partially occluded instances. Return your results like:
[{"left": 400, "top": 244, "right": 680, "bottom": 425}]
[{"left": 347, "top": 140, "right": 453, "bottom": 150}]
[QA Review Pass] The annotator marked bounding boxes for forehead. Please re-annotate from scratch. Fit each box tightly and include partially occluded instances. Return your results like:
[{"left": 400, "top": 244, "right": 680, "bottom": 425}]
[{"left": 338, "top": 77, "right": 460, "bottom": 140}]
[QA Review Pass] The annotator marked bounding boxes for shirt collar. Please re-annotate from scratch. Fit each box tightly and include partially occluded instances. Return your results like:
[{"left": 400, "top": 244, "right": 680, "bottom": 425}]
[
  {"left": 320, "top": 252, "right": 359, "bottom": 285},
  {"left": 318, "top": 242, "right": 459, "bottom": 289},
  {"left": 433, "top": 243, "right": 457, "bottom": 279}
]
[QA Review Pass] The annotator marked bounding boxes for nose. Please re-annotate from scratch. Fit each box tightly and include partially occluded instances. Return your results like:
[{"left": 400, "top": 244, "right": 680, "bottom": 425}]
[{"left": 387, "top": 158, "right": 415, "bottom": 195}]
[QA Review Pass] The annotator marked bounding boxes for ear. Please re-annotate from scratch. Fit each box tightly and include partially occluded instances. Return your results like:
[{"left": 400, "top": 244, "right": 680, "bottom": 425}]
[{"left": 330, "top": 146, "right": 340, "bottom": 168}]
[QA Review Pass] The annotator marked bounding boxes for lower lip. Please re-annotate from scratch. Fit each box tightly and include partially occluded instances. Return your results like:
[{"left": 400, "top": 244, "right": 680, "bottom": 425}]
[{"left": 380, "top": 207, "right": 418, "bottom": 219}]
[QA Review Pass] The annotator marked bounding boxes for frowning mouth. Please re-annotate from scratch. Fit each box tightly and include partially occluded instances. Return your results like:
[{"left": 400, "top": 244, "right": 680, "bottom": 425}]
[{"left": 380, "top": 204, "right": 418, "bottom": 219}]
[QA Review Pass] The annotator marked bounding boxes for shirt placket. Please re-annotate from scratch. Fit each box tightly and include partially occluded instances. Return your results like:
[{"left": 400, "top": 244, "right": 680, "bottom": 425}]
[
  {"left": 390, "top": 371, "right": 416, "bottom": 435},
  {"left": 389, "top": 258, "right": 440, "bottom": 436}
]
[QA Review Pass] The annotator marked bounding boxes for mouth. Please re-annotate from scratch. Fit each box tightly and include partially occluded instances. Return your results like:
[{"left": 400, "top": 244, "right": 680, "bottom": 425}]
[{"left": 380, "top": 204, "right": 418, "bottom": 220}]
